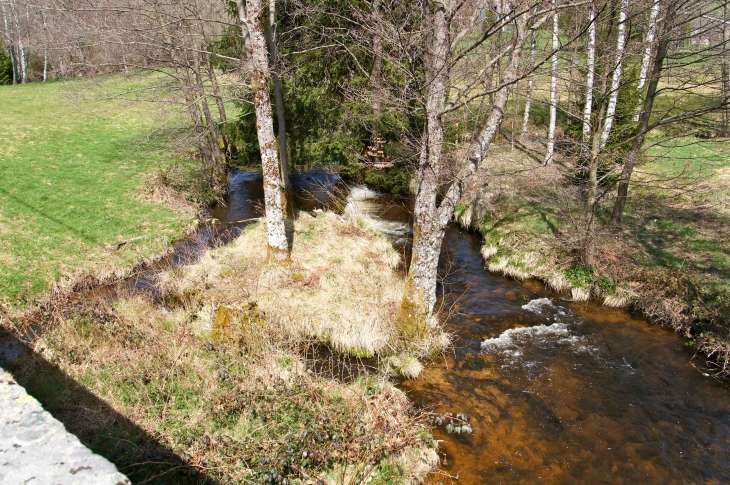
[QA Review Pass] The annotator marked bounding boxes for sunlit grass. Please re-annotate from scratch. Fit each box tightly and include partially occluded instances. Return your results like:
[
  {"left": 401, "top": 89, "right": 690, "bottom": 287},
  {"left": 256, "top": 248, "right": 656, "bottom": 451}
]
[{"left": 0, "top": 76, "right": 196, "bottom": 306}]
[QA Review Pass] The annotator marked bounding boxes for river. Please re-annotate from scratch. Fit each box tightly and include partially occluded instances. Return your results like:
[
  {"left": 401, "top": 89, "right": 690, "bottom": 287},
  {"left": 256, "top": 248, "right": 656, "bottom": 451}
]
[{"left": 188, "top": 169, "right": 730, "bottom": 484}]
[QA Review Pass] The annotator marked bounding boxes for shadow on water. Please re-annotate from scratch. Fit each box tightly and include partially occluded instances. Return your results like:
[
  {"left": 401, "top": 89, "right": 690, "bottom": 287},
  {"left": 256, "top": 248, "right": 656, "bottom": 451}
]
[{"left": 0, "top": 328, "right": 218, "bottom": 484}]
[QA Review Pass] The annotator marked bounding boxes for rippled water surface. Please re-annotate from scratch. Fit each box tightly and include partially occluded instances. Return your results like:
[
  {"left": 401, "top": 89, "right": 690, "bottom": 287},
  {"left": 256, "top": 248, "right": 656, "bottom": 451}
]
[{"left": 213, "top": 171, "right": 730, "bottom": 484}]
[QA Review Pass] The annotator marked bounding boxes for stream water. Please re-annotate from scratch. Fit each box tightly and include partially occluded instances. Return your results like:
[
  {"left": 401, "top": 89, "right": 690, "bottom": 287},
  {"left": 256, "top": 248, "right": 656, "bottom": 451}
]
[{"left": 195, "top": 170, "right": 730, "bottom": 484}]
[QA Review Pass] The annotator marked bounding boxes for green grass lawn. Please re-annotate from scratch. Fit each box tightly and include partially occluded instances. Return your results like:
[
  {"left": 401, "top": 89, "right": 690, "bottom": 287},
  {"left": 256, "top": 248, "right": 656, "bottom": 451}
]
[{"left": 0, "top": 76, "right": 196, "bottom": 306}]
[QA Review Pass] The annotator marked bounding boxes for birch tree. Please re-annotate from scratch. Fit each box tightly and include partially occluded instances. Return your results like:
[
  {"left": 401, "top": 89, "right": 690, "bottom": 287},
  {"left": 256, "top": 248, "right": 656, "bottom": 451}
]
[
  {"left": 582, "top": 0, "right": 596, "bottom": 151},
  {"left": 396, "top": 0, "right": 550, "bottom": 335},
  {"left": 600, "top": 0, "right": 628, "bottom": 147},
  {"left": 266, "top": 0, "right": 292, "bottom": 199},
  {"left": 238, "top": 0, "right": 289, "bottom": 262},
  {"left": 634, "top": 0, "right": 660, "bottom": 120},
  {"left": 545, "top": 0, "right": 559, "bottom": 164},
  {"left": 521, "top": 29, "right": 536, "bottom": 142}
]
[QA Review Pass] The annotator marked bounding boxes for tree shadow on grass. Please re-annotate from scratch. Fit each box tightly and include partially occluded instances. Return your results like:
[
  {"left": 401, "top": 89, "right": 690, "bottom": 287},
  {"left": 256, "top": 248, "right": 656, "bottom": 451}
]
[
  {"left": 621, "top": 194, "right": 730, "bottom": 282},
  {"left": 0, "top": 327, "right": 218, "bottom": 485}
]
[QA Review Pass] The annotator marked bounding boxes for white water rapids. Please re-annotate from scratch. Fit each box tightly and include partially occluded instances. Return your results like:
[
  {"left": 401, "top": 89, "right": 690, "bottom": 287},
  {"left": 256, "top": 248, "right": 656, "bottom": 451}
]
[{"left": 343, "top": 186, "right": 411, "bottom": 243}]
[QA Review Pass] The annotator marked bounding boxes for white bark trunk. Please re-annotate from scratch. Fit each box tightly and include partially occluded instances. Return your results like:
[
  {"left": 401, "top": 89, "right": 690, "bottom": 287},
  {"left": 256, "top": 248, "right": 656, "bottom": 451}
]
[
  {"left": 240, "top": 0, "right": 288, "bottom": 262},
  {"left": 267, "top": 0, "right": 291, "bottom": 197},
  {"left": 582, "top": 1, "right": 596, "bottom": 150},
  {"left": 9, "top": 0, "right": 24, "bottom": 83},
  {"left": 635, "top": 0, "right": 660, "bottom": 121},
  {"left": 1, "top": 0, "right": 14, "bottom": 83},
  {"left": 396, "top": 2, "right": 450, "bottom": 335},
  {"left": 521, "top": 30, "right": 536, "bottom": 142},
  {"left": 41, "top": 9, "right": 49, "bottom": 82},
  {"left": 600, "top": 0, "right": 628, "bottom": 148},
  {"left": 545, "top": 0, "right": 559, "bottom": 164},
  {"left": 398, "top": 12, "right": 530, "bottom": 334}
]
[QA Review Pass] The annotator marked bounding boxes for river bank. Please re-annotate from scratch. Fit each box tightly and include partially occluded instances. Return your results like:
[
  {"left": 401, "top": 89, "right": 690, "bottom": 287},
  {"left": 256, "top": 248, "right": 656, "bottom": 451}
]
[
  {"left": 2, "top": 201, "right": 444, "bottom": 484},
  {"left": 453, "top": 142, "right": 730, "bottom": 375}
]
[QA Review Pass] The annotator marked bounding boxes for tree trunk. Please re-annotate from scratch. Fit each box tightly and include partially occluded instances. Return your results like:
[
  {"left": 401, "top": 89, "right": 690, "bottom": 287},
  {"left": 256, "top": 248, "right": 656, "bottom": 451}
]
[
  {"left": 722, "top": 3, "right": 730, "bottom": 136},
  {"left": 397, "top": 12, "right": 529, "bottom": 335},
  {"left": 41, "top": 9, "right": 49, "bottom": 82},
  {"left": 9, "top": 0, "right": 25, "bottom": 83},
  {"left": 371, "top": 0, "right": 383, "bottom": 132},
  {"left": 635, "top": 0, "right": 660, "bottom": 121},
  {"left": 610, "top": 1, "right": 672, "bottom": 225},
  {"left": 395, "top": 1, "right": 450, "bottom": 337},
  {"left": 545, "top": 0, "right": 559, "bottom": 164},
  {"left": 1, "top": 0, "right": 15, "bottom": 84},
  {"left": 600, "top": 0, "right": 628, "bottom": 148},
  {"left": 239, "top": 0, "right": 289, "bottom": 262},
  {"left": 582, "top": 0, "right": 596, "bottom": 153},
  {"left": 521, "top": 29, "right": 536, "bottom": 142},
  {"left": 267, "top": 0, "right": 291, "bottom": 199}
]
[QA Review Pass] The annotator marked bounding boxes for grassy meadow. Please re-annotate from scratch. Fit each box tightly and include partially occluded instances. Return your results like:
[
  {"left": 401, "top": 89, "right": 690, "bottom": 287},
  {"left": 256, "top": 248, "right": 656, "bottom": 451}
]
[{"left": 0, "top": 76, "right": 197, "bottom": 307}]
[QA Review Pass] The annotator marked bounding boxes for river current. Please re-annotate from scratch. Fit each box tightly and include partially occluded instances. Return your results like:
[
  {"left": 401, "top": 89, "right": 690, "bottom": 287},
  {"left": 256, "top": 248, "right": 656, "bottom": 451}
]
[{"left": 198, "top": 169, "right": 730, "bottom": 484}]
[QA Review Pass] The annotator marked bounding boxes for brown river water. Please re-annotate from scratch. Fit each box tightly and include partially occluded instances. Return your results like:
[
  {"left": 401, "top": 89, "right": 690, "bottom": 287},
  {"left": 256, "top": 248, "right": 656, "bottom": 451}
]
[{"left": 163, "top": 170, "right": 730, "bottom": 484}]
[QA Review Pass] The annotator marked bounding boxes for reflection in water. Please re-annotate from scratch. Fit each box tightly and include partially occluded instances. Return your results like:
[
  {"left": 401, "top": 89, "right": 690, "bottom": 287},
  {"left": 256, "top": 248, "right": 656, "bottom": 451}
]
[{"left": 122, "top": 171, "right": 730, "bottom": 484}]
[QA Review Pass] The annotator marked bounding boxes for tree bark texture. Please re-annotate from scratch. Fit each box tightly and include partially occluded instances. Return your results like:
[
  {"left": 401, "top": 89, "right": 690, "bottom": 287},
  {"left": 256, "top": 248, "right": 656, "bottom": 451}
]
[
  {"left": 582, "top": 0, "right": 596, "bottom": 152},
  {"left": 267, "top": 0, "right": 291, "bottom": 199},
  {"left": 397, "top": 10, "right": 529, "bottom": 336},
  {"left": 521, "top": 30, "right": 536, "bottom": 142},
  {"left": 600, "top": 0, "right": 628, "bottom": 148},
  {"left": 240, "top": 0, "right": 289, "bottom": 262},
  {"left": 545, "top": 0, "right": 559, "bottom": 164},
  {"left": 396, "top": 1, "right": 449, "bottom": 338}
]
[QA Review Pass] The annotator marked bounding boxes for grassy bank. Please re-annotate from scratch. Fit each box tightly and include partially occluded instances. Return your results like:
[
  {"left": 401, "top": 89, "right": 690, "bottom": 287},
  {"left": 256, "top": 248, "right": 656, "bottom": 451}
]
[
  {"left": 0, "top": 76, "right": 198, "bottom": 308},
  {"left": 4, "top": 212, "right": 444, "bottom": 484},
  {"left": 455, "top": 138, "right": 730, "bottom": 374}
]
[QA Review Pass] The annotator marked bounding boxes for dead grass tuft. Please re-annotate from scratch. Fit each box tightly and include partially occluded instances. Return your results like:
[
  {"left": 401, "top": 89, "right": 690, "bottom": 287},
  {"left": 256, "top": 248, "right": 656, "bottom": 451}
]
[
  {"left": 480, "top": 244, "right": 498, "bottom": 260},
  {"left": 571, "top": 287, "right": 590, "bottom": 301},
  {"left": 158, "top": 212, "right": 447, "bottom": 359},
  {"left": 547, "top": 272, "right": 570, "bottom": 293}
]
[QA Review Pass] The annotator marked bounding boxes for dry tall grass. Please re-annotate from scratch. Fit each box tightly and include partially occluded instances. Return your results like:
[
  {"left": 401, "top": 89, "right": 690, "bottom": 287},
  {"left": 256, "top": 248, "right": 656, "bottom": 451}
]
[
  {"left": 6, "top": 210, "right": 446, "bottom": 484},
  {"left": 159, "top": 211, "right": 448, "bottom": 360}
]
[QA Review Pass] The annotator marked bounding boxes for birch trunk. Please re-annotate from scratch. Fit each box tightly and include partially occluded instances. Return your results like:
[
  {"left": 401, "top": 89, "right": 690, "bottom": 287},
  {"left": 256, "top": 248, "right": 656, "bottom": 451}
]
[
  {"left": 610, "top": 2, "right": 671, "bottom": 225},
  {"left": 41, "top": 8, "right": 49, "bottom": 82},
  {"left": 267, "top": 0, "right": 291, "bottom": 198},
  {"left": 582, "top": 0, "right": 596, "bottom": 152},
  {"left": 397, "top": 13, "right": 529, "bottom": 335},
  {"left": 9, "top": 0, "right": 24, "bottom": 83},
  {"left": 634, "top": 0, "right": 660, "bottom": 121},
  {"left": 396, "top": 2, "right": 449, "bottom": 337},
  {"left": 1, "top": 0, "right": 15, "bottom": 84},
  {"left": 600, "top": 0, "right": 628, "bottom": 148},
  {"left": 545, "top": 0, "right": 559, "bottom": 164},
  {"left": 239, "top": 0, "right": 288, "bottom": 262},
  {"left": 521, "top": 30, "right": 536, "bottom": 142}
]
